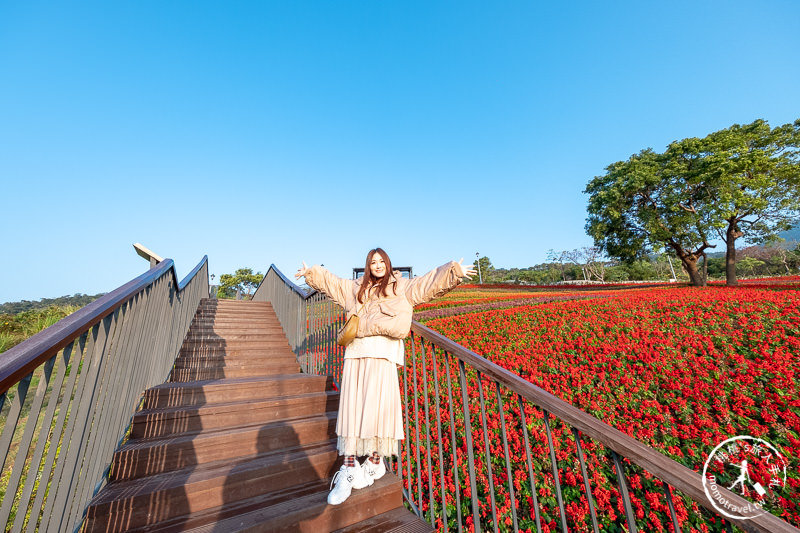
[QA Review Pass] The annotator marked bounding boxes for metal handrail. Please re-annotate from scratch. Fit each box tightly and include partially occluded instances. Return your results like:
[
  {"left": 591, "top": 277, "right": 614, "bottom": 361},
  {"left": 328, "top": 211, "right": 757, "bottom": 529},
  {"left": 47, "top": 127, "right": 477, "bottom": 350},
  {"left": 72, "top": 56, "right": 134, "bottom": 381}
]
[
  {"left": 1, "top": 259, "right": 194, "bottom": 394},
  {"left": 252, "top": 264, "right": 347, "bottom": 382},
  {"left": 252, "top": 263, "right": 799, "bottom": 532},
  {"left": 0, "top": 256, "right": 208, "bottom": 532}
]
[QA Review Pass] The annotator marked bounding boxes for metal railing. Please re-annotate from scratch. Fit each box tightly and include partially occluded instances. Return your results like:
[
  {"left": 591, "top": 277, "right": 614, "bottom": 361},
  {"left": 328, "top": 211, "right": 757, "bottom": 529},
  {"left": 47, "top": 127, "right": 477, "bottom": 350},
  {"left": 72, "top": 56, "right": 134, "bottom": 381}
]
[
  {"left": 259, "top": 264, "right": 798, "bottom": 533},
  {"left": 0, "top": 256, "right": 208, "bottom": 532},
  {"left": 252, "top": 264, "right": 347, "bottom": 383}
]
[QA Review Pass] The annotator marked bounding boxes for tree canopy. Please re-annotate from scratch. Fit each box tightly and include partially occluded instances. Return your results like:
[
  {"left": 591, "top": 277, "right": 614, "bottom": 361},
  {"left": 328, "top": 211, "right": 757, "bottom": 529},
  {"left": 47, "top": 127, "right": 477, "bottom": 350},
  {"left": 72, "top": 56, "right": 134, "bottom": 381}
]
[
  {"left": 585, "top": 118, "right": 800, "bottom": 286},
  {"left": 217, "top": 268, "right": 263, "bottom": 299}
]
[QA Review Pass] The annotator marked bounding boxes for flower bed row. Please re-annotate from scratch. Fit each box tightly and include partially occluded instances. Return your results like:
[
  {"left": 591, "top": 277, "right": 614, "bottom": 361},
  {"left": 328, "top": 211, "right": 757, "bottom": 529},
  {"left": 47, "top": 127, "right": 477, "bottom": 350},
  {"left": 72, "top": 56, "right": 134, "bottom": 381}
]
[
  {"left": 413, "top": 294, "right": 609, "bottom": 322},
  {"left": 399, "top": 286, "right": 800, "bottom": 531}
]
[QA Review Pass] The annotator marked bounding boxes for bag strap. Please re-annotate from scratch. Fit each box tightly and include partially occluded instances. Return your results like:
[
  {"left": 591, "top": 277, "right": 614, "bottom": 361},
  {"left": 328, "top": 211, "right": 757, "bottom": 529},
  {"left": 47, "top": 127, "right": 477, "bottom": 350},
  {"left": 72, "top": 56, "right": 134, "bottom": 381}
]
[{"left": 353, "top": 285, "right": 378, "bottom": 316}]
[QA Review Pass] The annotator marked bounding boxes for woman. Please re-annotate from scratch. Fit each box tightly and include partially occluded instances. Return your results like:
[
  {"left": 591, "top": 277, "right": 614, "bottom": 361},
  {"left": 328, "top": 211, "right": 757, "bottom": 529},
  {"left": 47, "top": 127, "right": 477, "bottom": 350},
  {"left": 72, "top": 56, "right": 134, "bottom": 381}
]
[{"left": 295, "top": 248, "right": 476, "bottom": 504}]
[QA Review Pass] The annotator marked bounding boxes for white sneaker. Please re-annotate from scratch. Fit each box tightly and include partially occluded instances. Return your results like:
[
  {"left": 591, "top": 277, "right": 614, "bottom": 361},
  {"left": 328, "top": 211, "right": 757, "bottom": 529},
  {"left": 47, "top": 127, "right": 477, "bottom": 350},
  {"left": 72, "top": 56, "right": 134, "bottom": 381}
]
[
  {"left": 328, "top": 462, "right": 369, "bottom": 505},
  {"left": 363, "top": 458, "right": 386, "bottom": 482}
]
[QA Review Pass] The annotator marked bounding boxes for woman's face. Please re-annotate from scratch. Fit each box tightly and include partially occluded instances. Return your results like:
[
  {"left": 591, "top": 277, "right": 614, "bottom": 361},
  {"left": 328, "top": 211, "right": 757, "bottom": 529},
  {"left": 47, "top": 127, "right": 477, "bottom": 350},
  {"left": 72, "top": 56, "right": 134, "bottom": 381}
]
[{"left": 369, "top": 252, "right": 387, "bottom": 279}]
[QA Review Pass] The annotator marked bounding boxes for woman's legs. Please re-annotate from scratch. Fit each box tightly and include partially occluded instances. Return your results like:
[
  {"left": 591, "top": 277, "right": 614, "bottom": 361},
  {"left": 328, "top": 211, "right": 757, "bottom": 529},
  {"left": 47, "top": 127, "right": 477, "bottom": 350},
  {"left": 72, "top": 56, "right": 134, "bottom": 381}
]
[{"left": 330, "top": 358, "right": 401, "bottom": 504}]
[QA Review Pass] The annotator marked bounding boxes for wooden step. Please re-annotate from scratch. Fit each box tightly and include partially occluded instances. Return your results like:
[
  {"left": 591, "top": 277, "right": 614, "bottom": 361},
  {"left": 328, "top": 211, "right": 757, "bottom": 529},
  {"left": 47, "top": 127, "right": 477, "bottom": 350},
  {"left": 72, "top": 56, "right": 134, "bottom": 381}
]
[
  {"left": 177, "top": 348, "right": 296, "bottom": 359},
  {"left": 112, "top": 413, "right": 338, "bottom": 480},
  {"left": 174, "top": 472, "right": 405, "bottom": 533},
  {"left": 189, "top": 320, "right": 283, "bottom": 327},
  {"left": 170, "top": 364, "right": 301, "bottom": 382},
  {"left": 331, "top": 507, "right": 435, "bottom": 533},
  {"left": 130, "top": 391, "right": 340, "bottom": 439},
  {"left": 172, "top": 354, "right": 298, "bottom": 368},
  {"left": 85, "top": 442, "right": 339, "bottom": 532},
  {"left": 181, "top": 338, "right": 291, "bottom": 348},
  {"left": 188, "top": 325, "right": 283, "bottom": 339},
  {"left": 142, "top": 375, "right": 334, "bottom": 409}
]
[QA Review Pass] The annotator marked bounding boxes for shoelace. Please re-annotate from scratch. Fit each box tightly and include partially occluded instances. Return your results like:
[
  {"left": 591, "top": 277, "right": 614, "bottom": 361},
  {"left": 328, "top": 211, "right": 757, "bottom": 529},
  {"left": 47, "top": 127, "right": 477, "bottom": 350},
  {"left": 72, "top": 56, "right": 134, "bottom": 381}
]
[{"left": 330, "top": 468, "right": 354, "bottom": 490}]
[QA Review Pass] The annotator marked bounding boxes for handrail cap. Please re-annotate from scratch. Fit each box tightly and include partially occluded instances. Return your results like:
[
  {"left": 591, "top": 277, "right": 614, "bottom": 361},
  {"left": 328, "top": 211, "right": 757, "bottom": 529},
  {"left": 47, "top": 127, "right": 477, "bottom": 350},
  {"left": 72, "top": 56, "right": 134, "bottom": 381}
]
[{"left": 134, "top": 243, "right": 164, "bottom": 264}]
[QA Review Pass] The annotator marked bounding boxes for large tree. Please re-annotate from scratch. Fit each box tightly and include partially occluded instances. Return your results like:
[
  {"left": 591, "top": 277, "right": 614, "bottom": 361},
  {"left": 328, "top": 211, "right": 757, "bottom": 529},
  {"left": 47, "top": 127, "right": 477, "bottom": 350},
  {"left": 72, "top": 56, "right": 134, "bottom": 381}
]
[
  {"left": 585, "top": 148, "right": 716, "bottom": 286},
  {"left": 700, "top": 119, "right": 800, "bottom": 285},
  {"left": 217, "top": 268, "right": 263, "bottom": 299},
  {"left": 586, "top": 119, "right": 800, "bottom": 286}
]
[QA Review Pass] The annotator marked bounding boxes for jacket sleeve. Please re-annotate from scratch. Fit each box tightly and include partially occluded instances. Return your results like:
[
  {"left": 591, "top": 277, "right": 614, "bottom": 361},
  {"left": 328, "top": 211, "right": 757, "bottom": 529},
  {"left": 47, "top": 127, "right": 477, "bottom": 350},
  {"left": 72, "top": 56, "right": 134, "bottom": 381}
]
[
  {"left": 406, "top": 261, "right": 463, "bottom": 306},
  {"left": 303, "top": 265, "right": 352, "bottom": 309}
]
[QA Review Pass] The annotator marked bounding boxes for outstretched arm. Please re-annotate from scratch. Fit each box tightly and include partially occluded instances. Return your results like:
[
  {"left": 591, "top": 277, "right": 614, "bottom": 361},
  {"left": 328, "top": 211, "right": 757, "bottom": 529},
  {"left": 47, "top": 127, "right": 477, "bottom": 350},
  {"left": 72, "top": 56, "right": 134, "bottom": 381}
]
[
  {"left": 407, "top": 258, "right": 476, "bottom": 306},
  {"left": 295, "top": 261, "right": 351, "bottom": 309}
]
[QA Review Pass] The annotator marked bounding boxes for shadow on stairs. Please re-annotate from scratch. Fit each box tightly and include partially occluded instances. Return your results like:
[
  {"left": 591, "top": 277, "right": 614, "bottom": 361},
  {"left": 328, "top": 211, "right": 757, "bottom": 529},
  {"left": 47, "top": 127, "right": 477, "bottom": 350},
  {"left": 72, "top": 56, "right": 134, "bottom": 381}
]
[{"left": 82, "top": 299, "right": 433, "bottom": 532}]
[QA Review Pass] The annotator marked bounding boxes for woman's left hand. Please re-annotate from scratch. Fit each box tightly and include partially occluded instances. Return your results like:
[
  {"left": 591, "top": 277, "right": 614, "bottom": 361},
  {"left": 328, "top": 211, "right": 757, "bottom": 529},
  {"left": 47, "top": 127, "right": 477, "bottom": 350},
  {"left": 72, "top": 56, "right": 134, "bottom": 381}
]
[{"left": 455, "top": 258, "right": 477, "bottom": 279}]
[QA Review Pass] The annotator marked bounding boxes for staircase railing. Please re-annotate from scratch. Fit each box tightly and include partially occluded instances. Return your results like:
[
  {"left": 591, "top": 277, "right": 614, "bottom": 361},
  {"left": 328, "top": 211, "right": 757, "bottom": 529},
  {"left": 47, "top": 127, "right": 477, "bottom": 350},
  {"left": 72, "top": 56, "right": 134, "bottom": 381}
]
[
  {"left": 252, "top": 264, "right": 347, "bottom": 383},
  {"left": 0, "top": 257, "right": 208, "bottom": 533},
  {"left": 259, "top": 264, "right": 798, "bottom": 533}
]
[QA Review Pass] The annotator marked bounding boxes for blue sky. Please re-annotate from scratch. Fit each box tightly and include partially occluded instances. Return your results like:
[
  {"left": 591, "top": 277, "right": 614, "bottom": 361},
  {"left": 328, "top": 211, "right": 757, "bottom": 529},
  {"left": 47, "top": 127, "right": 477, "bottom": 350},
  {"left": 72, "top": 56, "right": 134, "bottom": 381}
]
[{"left": 1, "top": 1, "right": 798, "bottom": 303}]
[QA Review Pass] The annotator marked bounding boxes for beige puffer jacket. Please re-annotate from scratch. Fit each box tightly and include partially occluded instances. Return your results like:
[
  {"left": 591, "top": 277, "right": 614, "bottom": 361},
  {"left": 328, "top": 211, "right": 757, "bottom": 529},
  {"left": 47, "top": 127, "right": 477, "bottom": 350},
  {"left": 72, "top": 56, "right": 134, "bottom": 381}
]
[{"left": 303, "top": 261, "right": 464, "bottom": 339}]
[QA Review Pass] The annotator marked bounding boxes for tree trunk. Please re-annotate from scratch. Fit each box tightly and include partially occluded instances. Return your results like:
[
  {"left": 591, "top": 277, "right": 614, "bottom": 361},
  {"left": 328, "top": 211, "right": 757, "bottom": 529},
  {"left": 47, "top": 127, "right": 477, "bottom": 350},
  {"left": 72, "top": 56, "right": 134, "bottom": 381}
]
[
  {"left": 725, "top": 218, "right": 743, "bottom": 286},
  {"left": 671, "top": 242, "right": 706, "bottom": 286},
  {"left": 702, "top": 253, "right": 708, "bottom": 285},
  {"left": 682, "top": 256, "right": 705, "bottom": 286}
]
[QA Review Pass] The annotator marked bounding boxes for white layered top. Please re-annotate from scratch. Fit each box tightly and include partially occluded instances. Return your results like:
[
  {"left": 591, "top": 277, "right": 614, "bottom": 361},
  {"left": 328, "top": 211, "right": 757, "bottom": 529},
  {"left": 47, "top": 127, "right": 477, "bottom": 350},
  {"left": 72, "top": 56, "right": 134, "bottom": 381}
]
[{"left": 345, "top": 335, "right": 404, "bottom": 366}]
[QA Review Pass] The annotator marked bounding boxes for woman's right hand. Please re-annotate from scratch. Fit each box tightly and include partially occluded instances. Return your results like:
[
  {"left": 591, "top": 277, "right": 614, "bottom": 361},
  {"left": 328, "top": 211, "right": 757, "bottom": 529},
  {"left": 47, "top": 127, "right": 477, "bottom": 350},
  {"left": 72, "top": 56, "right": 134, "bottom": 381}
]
[{"left": 295, "top": 261, "right": 309, "bottom": 280}]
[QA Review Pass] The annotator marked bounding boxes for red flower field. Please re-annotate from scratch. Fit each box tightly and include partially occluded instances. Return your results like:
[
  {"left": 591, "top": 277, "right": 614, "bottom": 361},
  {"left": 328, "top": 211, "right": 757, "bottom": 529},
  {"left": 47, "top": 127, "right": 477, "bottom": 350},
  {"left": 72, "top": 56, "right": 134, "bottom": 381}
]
[{"left": 399, "top": 285, "right": 800, "bottom": 531}]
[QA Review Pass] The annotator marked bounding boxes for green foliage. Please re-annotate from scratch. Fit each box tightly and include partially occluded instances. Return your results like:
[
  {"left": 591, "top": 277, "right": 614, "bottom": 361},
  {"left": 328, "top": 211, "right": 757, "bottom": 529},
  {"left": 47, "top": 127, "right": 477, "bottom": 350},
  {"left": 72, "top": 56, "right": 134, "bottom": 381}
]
[
  {"left": 585, "top": 118, "right": 800, "bottom": 286},
  {"left": 703, "top": 119, "right": 800, "bottom": 244},
  {"left": 0, "top": 305, "right": 80, "bottom": 353},
  {"left": 217, "top": 268, "right": 263, "bottom": 299},
  {"left": 471, "top": 256, "right": 494, "bottom": 283},
  {"left": 624, "top": 260, "right": 657, "bottom": 281}
]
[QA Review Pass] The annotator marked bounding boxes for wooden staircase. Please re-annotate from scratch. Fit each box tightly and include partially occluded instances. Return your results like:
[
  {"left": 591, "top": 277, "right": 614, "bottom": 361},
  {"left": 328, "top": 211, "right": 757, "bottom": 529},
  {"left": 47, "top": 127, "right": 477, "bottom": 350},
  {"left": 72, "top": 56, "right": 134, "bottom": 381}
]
[{"left": 82, "top": 299, "right": 433, "bottom": 532}]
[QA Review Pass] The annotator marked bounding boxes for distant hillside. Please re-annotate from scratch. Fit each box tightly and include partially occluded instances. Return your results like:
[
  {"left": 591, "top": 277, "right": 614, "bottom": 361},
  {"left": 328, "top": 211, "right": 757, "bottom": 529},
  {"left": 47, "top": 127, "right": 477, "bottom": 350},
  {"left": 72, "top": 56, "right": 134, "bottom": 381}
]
[{"left": 0, "top": 293, "right": 105, "bottom": 314}]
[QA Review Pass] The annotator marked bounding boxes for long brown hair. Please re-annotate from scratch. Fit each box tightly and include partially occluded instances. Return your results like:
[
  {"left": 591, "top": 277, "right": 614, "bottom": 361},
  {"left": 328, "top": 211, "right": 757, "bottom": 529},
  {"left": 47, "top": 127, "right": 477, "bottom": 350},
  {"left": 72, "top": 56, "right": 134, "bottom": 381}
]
[{"left": 357, "top": 247, "right": 397, "bottom": 303}]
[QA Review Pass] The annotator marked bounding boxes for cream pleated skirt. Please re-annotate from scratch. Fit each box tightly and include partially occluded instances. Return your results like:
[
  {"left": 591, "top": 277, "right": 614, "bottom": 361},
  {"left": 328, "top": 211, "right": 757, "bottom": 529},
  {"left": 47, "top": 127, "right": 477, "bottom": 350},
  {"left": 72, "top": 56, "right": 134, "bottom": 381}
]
[{"left": 336, "top": 357, "right": 405, "bottom": 457}]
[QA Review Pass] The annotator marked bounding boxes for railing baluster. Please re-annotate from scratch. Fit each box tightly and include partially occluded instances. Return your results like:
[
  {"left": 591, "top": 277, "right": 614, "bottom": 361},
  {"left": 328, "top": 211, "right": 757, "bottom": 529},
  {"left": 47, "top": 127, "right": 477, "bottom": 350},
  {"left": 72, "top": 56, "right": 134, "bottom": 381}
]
[
  {"left": 458, "top": 360, "right": 482, "bottom": 533},
  {"left": 411, "top": 335, "right": 424, "bottom": 512},
  {"left": 14, "top": 343, "right": 72, "bottom": 532},
  {"left": 27, "top": 334, "right": 86, "bottom": 533},
  {"left": 517, "top": 395, "right": 543, "bottom": 533},
  {"left": 542, "top": 410, "right": 569, "bottom": 531},
  {"left": 47, "top": 318, "right": 107, "bottom": 531},
  {"left": 429, "top": 345, "right": 450, "bottom": 533},
  {"left": 476, "top": 371, "right": 499, "bottom": 533},
  {"left": 0, "top": 371, "right": 32, "bottom": 462},
  {"left": 401, "top": 337, "right": 415, "bottom": 513},
  {"left": 1, "top": 355, "right": 57, "bottom": 525},
  {"left": 73, "top": 304, "right": 125, "bottom": 517},
  {"left": 418, "top": 340, "right": 437, "bottom": 526},
  {"left": 572, "top": 428, "right": 599, "bottom": 533},
  {"left": 611, "top": 450, "right": 638, "bottom": 532},
  {"left": 662, "top": 481, "right": 680, "bottom": 533},
  {"left": 444, "top": 351, "right": 464, "bottom": 533},
  {"left": 401, "top": 346, "right": 421, "bottom": 517},
  {"left": 58, "top": 314, "right": 115, "bottom": 531},
  {"left": 495, "top": 382, "right": 519, "bottom": 532}
]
